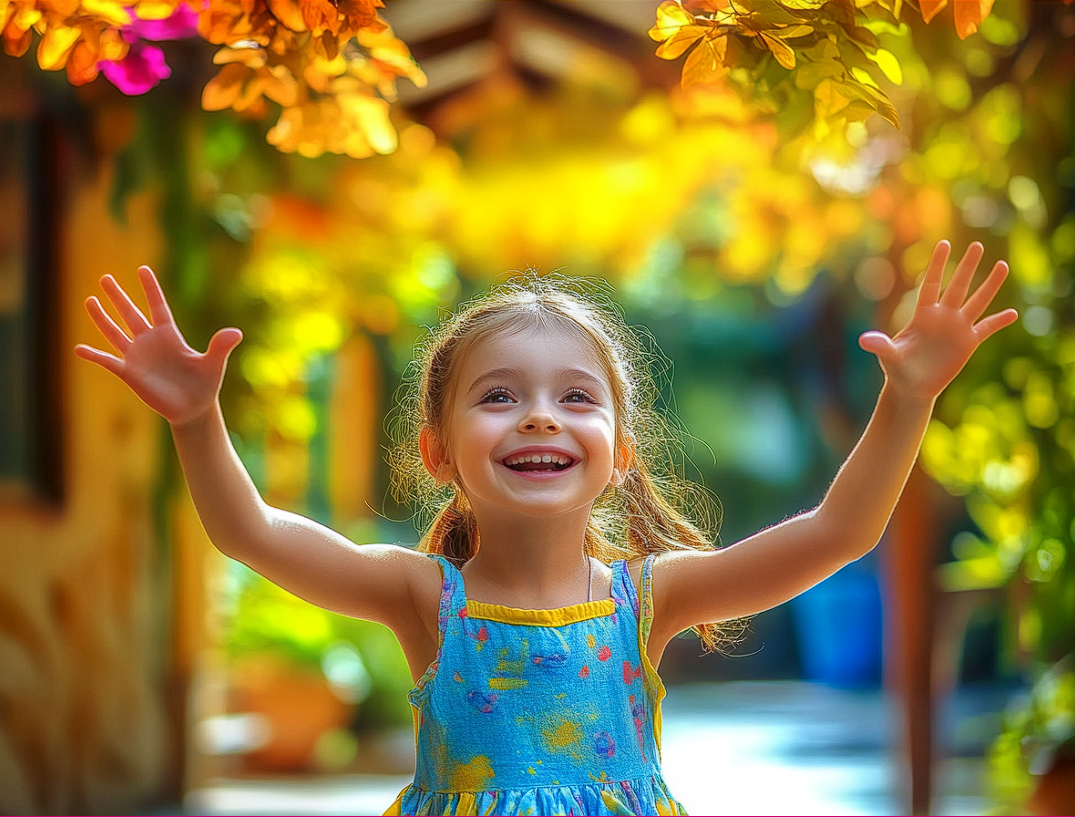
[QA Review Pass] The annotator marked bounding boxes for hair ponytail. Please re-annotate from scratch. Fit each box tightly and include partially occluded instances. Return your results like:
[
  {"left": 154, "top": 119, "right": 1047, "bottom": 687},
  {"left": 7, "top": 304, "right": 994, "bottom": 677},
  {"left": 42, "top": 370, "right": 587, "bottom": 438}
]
[
  {"left": 617, "top": 463, "right": 743, "bottom": 653},
  {"left": 420, "top": 493, "right": 479, "bottom": 567}
]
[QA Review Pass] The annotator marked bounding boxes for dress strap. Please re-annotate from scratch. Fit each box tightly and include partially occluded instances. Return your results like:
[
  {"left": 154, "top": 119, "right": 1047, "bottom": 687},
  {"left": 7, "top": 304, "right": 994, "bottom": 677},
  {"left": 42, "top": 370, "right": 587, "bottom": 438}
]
[
  {"left": 426, "top": 553, "right": 467, "bottom": 622},
  {"left": 611, "top": 555, "right": 657, "bottom": 646},
  {"left": 639, "top": 554, "right": 657, "bottom": 647}
]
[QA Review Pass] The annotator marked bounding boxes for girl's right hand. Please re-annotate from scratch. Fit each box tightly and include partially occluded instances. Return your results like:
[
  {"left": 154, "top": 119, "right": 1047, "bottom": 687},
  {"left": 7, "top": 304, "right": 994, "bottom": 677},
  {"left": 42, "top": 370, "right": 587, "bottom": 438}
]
[{"left": 76, "top": 266, "right": 242, "bottom": 427}]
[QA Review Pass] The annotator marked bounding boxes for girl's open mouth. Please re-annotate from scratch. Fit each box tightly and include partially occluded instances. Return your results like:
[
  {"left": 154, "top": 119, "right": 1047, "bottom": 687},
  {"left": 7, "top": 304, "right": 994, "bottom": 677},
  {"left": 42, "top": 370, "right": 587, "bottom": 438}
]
[{"left": 503, "top": 453, "right": 575, "bottom": 472}]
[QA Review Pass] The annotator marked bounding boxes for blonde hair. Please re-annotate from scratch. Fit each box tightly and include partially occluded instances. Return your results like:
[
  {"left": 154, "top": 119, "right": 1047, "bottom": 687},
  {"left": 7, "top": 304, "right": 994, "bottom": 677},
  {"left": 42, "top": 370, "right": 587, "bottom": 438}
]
[{"left": 391, "top": 275, "right": 737, "bottom": 652}]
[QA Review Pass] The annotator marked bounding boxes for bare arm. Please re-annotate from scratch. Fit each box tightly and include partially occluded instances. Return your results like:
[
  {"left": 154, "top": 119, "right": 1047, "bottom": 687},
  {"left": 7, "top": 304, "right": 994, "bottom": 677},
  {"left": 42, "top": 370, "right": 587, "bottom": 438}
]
[
  {"left": 651, "top": 240, "right": 1019, "bottom": 641},
  {"left": 76, "top": 267, "right": 440, "bottom": 637}
]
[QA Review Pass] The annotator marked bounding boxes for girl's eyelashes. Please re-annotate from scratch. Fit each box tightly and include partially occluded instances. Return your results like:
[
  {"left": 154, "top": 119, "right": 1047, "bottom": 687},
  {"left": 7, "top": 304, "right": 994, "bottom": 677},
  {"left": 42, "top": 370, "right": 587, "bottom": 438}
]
[
  {"left": 479, "top": 387, "right": 514, "bottom": 404},
  {"left": 563, "top": 388, "right": 598, "bottom": 404},
  {"left": 477, "top": 386, "right": 599, "bottom": 405}
]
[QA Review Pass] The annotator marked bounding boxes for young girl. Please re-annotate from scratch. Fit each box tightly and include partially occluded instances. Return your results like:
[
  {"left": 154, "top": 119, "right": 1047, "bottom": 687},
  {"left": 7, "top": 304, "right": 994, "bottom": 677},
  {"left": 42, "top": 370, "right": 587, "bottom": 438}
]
[{"left": 77, "top": 240, "right": 1016, "bottom": 816}]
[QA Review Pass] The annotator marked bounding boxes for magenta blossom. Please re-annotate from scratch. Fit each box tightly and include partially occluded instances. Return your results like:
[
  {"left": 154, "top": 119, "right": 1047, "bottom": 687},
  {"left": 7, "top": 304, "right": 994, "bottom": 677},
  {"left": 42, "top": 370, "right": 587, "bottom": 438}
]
[
  {"left": 99, "top": 5, "right": 199, "bottom": 95},
  {"left": 100, "top": 41, "right": 172, "bottom": 95},
  {"left": 128, "top": 5, "right": 199, "bottom": 42}
]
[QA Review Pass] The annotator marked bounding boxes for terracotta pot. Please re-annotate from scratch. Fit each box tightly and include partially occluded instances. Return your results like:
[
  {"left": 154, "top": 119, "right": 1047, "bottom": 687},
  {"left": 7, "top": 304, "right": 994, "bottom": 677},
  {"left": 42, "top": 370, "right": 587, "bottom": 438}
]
[
  {"left": 1028, "top": 755, "right": 1075, "bottom": 816},
  {"left": 229, "top": 654, "right": 352, "bottom": 772}
]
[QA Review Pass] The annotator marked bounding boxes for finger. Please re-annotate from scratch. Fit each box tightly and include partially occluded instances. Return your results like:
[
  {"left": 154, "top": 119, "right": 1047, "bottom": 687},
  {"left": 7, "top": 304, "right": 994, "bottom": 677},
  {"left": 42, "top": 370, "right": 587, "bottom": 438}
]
[
  {"left": 206, "top": 327, "right": 243, "bottom": 368},
  {"left": 940, "top": 242, "right": 985, "bottom": 308},
  {"left": 858, "top": 330, "right": 895, "bottom": 362},
  {"left": 916, "top": 240, "right": 951, "bottom": 307},
  {"left": 137, "top": 265, "right": 175, "bottom": 327},
  {"left": 85, "top": 296, "right": 132, "bottom": 352},
  {"left": 973, "top": 308, "right": 1019, "bottom": 342},
  {"left": 962, "top": 260, "right": 1010, "bottom": 321},
  {"left": 75, "top": 343, "right": 124, "bottom": 377},
  {"left": 100, "top": 274, "right": 152, "bottom": 334}
]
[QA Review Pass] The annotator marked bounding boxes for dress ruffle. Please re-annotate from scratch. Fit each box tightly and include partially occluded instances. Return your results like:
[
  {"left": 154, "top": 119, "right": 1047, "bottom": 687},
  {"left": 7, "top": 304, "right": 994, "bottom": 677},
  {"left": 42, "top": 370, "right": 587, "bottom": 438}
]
[{"left": 387, "top": 774, "right": 687, "bottom": 816}]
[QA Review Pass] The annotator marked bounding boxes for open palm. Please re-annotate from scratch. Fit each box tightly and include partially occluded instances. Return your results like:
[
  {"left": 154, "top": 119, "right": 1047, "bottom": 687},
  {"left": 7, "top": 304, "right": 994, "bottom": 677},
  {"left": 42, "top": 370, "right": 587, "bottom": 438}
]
[
  {"left": 859, "top": 241, "right": 1019, "bottom": 400},
  {"left": 75, "top": 266, "right": 242, "bottom": 426}
]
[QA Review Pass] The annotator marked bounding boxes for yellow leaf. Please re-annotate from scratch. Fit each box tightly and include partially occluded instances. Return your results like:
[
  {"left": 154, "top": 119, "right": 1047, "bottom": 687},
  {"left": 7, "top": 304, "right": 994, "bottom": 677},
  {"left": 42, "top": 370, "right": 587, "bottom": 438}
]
[
  {"left": 656, "top": 23, "right": 706, "bottom": 59},
  {"left": 133, "top": 1, "right": 186, "bottom": 21},
  {"left": 99, "top": 27, "right": 127, "bottom": 61},
  {"left": 850, "top": 66, "right": 879, "bottom": 89},
  {"left": 759, "top": 32, "right": 795, "bottom": 69},
  {"left": 37, "top": 24, "right": 81, "bottom": 70},
  {"left": 649, "top": 0, "right": 695, "bottom": 43},
  {"left": 212, "top": 44, "right": 267, "bottom": 67},
  {"left": 868, "top": 48, "right": 902, "bottom": 84},
  {"left": 80, "top": 0, "right": 132, "bottom": 27},
  {"left": 14, "top": 6, "right": 43, "bottom": 30},
  {"left": 814, "top": 79, "right": 850, "bottom": 120}
]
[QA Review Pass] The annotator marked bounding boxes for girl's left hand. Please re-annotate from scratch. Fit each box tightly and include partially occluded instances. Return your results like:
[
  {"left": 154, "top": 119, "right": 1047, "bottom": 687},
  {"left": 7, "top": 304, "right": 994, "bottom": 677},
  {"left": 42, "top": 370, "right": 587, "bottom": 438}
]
[{"left": 858, "top": 240, "right": 1019, "bottom": 401}]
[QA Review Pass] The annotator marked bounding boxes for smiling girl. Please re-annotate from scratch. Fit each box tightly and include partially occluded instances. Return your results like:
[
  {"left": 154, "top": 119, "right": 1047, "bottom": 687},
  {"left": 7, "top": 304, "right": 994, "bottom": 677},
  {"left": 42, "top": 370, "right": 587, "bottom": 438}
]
[{"left": 77, "top": 240, "right": 1016, "bottom": 815}]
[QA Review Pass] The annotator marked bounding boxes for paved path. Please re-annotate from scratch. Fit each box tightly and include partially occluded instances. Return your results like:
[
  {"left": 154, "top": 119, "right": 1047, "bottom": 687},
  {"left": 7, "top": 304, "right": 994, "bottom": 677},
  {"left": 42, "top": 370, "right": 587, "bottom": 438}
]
[{"left": 186, "top": 681, "right": 997, "bottom": 815}]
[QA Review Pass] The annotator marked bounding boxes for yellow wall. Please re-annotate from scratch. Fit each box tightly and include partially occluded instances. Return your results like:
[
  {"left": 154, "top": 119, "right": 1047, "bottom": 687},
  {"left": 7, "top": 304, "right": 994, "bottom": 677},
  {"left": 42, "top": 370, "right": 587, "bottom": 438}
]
[{"left": 0, "top": 152, "right": 182, "bottom": 811}]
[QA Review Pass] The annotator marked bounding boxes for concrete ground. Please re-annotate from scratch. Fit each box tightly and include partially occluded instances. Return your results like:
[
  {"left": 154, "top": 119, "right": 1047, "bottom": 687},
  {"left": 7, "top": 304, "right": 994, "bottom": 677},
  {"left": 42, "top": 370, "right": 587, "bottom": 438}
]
[{"left": 185, "top": 681, "right": 1007, "bottom": 815}]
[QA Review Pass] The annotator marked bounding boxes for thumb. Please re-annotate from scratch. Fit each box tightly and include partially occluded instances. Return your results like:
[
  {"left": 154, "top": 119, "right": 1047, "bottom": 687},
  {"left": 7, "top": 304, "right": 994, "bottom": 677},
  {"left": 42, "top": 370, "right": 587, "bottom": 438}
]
[
  {"left": 206, "top": 327, "right": 243, "bottom": 368},
  {"left": 858, "top": 330, "right": 895, "bottom": 362}
]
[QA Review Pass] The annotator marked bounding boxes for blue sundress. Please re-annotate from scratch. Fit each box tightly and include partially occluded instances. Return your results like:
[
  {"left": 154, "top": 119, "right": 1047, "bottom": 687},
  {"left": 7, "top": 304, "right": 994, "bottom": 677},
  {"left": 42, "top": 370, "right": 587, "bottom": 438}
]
[{"left": 386, "top": 554, "right": 686, "bottom": 815}]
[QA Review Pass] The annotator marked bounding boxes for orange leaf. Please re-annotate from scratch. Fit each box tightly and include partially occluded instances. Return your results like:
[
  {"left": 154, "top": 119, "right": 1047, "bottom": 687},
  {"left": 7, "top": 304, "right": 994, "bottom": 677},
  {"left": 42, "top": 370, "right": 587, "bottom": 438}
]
[
  {"left": 260, "top": 64, "right": 298, "bottom": 106},
  {"left": 953, "top": 0, "right": 994, "bottom": 39},
  {"left": 655, "top": 23, "right": 705, "bottom": 59},
  {"left": 759, "top": 31, "right": 795, "bottom": 70},
  {"left": 66, "top": 41, "right": 100, "bottom": 85},
  {"left": 202, "top": 62, "right": 249, "bottom": 110},
  {"left": 682, "top": 33, "right": 728, "bottom": 88},
  {"left": 919, "top": 0, "right": 948, "bottom": 23},
  {"left": 301, "top": 0, "right": 340, "bottom": 36},
  {"left": 3, "top": 20, "right": 32, "bottom": 58},
  {"left": 267, "top": 0, "right": 307, "bottom": 32}
]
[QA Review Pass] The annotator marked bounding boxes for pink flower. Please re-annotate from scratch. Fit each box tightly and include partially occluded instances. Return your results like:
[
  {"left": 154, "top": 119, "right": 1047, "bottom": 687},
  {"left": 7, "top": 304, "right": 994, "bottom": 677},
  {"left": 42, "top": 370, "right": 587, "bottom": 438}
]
[
  {"left": 100, "top": 41, "right": 171, "bottom": 95},
  {"left": 99, "top": 5, "right": 198, "bottom": 95},
  {"left": 129, "top": 5, "right": 199, "bottom": 42}
]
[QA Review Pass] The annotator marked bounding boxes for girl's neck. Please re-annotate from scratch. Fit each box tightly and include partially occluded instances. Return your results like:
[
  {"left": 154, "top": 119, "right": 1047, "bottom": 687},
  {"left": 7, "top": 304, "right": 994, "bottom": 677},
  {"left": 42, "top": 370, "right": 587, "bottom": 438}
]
[{"left": 461, "top": 507, "right": 597, "bottom": 609}]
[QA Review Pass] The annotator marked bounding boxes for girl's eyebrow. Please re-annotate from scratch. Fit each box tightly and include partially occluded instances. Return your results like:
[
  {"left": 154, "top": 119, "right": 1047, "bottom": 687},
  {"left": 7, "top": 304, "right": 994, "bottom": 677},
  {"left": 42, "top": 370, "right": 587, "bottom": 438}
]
[
  {"left": 467, "top": 367, "right": 522, "bottom": 395},
  {"left": 466, "top": 367, "right": 609, "bottom": 395}
]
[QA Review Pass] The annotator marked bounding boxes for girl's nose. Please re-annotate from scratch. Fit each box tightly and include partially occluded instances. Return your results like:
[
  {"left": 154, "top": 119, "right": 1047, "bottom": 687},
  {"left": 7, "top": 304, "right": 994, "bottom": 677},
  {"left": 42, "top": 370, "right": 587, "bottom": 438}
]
[{"left": 520, "top": 410, "right": 560, "bottom": 433}]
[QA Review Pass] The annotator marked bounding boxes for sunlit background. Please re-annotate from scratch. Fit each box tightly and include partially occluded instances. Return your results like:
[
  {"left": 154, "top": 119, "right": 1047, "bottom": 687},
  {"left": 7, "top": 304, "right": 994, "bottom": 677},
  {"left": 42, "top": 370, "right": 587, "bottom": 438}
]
[{"left": 1, "top": 1, "right": 1073, "bottom": 814}]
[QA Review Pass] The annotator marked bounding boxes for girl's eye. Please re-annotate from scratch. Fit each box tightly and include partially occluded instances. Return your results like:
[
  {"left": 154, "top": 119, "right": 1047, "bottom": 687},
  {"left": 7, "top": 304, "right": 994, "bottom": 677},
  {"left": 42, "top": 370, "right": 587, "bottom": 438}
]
[
  {"left": 480, "top": 388, "right": 514, "bottom": 404},
  {"left": 563, "top": 389, "right": 595, "bottom": 404}
]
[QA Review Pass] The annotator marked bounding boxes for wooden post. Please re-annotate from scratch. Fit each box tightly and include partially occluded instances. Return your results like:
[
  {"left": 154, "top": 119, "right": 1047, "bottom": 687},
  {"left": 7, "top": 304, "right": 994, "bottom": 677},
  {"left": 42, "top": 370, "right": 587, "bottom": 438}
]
[{"left": 883, "top": 464, "right": 938, "bottom": 815}]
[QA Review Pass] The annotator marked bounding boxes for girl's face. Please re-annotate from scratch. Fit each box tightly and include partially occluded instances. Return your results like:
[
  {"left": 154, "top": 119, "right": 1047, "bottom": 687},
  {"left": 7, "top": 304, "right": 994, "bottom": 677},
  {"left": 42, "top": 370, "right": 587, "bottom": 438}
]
[{"left": 426, "top": 321, "right": 624, "bottom": 523}]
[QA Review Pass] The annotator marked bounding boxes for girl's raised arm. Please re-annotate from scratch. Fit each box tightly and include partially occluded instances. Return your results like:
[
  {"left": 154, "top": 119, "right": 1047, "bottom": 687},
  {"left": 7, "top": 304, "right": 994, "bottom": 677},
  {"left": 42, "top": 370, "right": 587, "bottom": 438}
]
[
  {"left": 650, "top": 240, "right": 1018, "bottom": 644},
  {"left": 76, "top": 268, "right": 439, "bottom": 644}
]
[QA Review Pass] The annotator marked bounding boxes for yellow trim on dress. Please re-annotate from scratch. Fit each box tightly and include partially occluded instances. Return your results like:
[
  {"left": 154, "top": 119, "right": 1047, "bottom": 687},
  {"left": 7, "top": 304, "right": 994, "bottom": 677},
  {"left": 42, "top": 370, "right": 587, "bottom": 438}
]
[{"left": 466, "top": 598, "right": 615, "bottom": 626}]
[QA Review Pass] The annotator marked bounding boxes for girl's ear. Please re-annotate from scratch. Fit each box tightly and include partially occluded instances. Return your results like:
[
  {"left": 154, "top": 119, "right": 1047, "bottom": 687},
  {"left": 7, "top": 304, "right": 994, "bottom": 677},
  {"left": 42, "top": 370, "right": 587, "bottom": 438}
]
[
  {"left": 609, "top": 441, "right": 635, "bottom": 488},
  {"left": 420, "top": 426, "right": 457, "bottom": 484}
]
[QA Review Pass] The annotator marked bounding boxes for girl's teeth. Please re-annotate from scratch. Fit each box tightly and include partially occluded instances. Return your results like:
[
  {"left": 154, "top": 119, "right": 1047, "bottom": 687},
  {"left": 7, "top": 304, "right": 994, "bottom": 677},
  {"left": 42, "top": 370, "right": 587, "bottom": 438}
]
[{"left": 506, "top": 453, "right": 569, "bottom": 466}]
